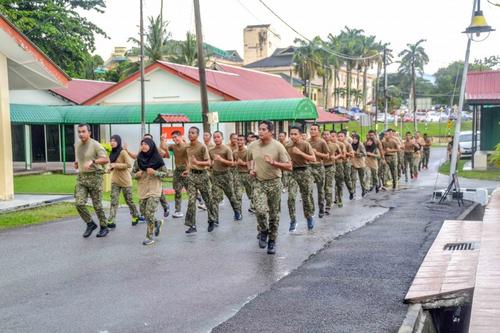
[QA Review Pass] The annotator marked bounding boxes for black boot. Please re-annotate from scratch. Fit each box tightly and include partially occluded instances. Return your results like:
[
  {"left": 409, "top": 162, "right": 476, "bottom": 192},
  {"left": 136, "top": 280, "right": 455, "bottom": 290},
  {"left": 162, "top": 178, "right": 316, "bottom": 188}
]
[
  {"left": 259, "top": 231, "right": 268, "bottom": 249},
  {"left": 349, "top": 193, "right": 354, "bottom": 200},
  {"left": 96, "top": 227, "right": 109, "bottom": 238},
  {"left": 83, "top": 222, "right": 97, "bottom": 238},
  {"left": 207, "top": 222, "right": 215, "bottom": 232},
  {"left": 267, "top": 239, "right": 276, "bottom": 255},
  {"left": 185, "top": 226, "right": 197, "bottom": 234}
]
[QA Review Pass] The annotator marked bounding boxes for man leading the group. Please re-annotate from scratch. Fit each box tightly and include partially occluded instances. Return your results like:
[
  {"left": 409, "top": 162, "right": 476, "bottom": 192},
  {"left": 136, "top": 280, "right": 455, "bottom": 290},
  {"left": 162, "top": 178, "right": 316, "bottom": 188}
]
[
  {"left": 247, "top": 120, "right": 292, "bottom": 255},
  {"left": 74, "top": 123, "right": 110, "bottom": 238}
]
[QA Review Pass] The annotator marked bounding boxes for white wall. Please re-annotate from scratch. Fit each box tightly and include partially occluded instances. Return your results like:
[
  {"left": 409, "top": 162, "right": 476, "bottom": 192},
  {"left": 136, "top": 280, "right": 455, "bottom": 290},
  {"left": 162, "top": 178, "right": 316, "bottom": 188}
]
[
  {"left": 9, "top": 90, "right": 70, "bottom": 105},
  {"left": 98, "top": 68, "right": 224, "bottom": 105}
]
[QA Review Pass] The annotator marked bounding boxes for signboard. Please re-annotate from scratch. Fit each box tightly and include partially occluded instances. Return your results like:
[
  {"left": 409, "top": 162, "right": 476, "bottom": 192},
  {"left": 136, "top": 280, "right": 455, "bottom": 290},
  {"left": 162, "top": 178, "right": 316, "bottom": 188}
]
[
  {"left": 208, "top": 112, "right": 219, "bottom": 124},
  {"left": 161, "top": 126, "right": 184, "bottom": 139}
]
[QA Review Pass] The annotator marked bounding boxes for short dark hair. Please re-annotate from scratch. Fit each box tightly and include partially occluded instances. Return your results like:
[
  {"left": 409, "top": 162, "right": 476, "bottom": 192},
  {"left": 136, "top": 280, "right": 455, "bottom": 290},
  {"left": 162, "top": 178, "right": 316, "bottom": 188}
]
[
  {"left": 310, "top": 123, "right": 320, "bottom": 130},
  {"left": 189, "top": 126, "right": 200, "bottom": 134},
  {"left": 214, "top": 130, "right": 223, "bottom": 137},
  {"left": 238, "top": 134, "right": 246, "bottom": 139},
  {"left": 204, "top": 131, "right": 212, "bottom": 136},
  {"left": 78, "top": 123, "right": 91, "bottom": 131},
  {"left": 423, "top": 133, "right": 428, "bottom": 136},
  {"left": 279, "top": 131, "right": 287, "bottom": 136},
  {"left": 230, "top": 132, "right": 238, "bottom": 138},
  {"left": 143, "top": 133, "right": 154, "bottom": 139},
  {"left": 330, "top": 130, "right": 337, "bottom": 134},
  {"left": 368, "top": 129, "right": 376, "bottom": 134},
  {"left": 290, "top": 126, "right": 302, "bottom": 134},
  {"left": 406, "top": 131, "right": 412, "bottom": 135},
  {"left": 259, "top": 120, "right": 274, "bottom": 132},
  {"left": 172, "top": 131, "right": 181, "bottom": 137}
]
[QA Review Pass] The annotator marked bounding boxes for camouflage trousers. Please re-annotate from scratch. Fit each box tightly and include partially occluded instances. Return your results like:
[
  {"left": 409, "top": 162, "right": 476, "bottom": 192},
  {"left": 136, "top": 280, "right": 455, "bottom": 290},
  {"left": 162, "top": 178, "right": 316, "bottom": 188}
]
[
  {"left": 422, "top": 148, "right": 430, "bottom": 168},
  {"left": 323, "top": 164, "right": 335, "bottom": 208},
  {"left": 309, "top": 164, "right": 326, "bottom": 213},
  {"left": 350, "top": 167, "right": 367, "bottom": 193},
  {"left": 109, "top": 183, "right": 139, "bottom": 222},
  {"left": 185, "top": 170, "right": 217, "bottom": 227},
  {"left": 173, "top": 167, "right": 188, "bottom": 212},
  {"left": 413, "top": 153, "right": 421, "bottom": 175},
  {"left": 212, "top": 171, "right": 241, "bottom": 218},
  {"left": 343, "top": 162, "right": 354, "bottom": 195},
  {"left": 334, "top": 163, "right": 345, "bottom": 203},
  {"left": 235, "top": 172, "right": 254, "bottom": 210},
  {"left": 75, "top": 172, "right": 107, "bottom": 227},
  {"left": 281, "top": 170, "right": 290, "bottom": 189},
  {"left": 397, "top": 151, "right": 404, "bottom": 179},
  {"left": 378, "top": 160, "right": 387, "bottom": 186},
  {"left": 385, "top": 155, "right": 398, "bottom": 188},
  {"left": 139, "top": 197, "right": 160, "bottom": 240},
  {"left": 254, "top": 177, "right": 283, "bottom": 241},
  {"left": 288, "top": 168, "right": 314, "bottom": 222},
  {"left": 367, "top": 166, "right": 379, "bottom": 189},
  {"left": 403, "top": 152, "right": 414, "bottom": 180}
]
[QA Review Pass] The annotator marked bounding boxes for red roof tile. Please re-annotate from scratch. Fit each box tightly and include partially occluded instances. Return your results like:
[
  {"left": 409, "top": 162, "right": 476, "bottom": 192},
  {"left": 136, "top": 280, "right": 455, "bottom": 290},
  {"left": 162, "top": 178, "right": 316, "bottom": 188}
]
[
  {"left": 157, "top": 114, "right": 190, "bottom": 123},
  {"left": 51, "top": 79, "right": 115, "bottom": 105},
  {"left": 466, "top": 70, "right": 500, "bottom": 103}
]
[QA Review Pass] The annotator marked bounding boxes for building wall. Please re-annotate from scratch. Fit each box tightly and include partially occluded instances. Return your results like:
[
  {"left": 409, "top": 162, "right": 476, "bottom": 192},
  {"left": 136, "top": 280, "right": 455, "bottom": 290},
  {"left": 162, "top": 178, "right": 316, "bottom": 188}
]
[
  {"left": 9, "top": 90, "right": 71, "bottom": 105},
  {"left": 243, "top": 25, "right": 280, "bottom": 65},
  {"left": 98, "top": 69, "right": 224, "bottom": 105}
]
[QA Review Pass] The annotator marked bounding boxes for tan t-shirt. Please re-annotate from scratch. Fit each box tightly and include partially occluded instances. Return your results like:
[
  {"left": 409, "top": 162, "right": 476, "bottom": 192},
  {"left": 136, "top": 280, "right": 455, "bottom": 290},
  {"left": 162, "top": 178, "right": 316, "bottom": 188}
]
[
  {"left": 132, "top": 162, "right": 168, "bottom": 199},
  {"left": 209, "top": 144, "right": 233, "bottom": 172},
  {"left": 404, "top": 140, "right": 415, "bottom": 153},
  {"left": 111, "top": 150, "right": 132, "bottom": 187},
  {"left": 168, "top": 143, "right": 188, "bottom": 169},
  {"left": 186, "top": 141, "right": 210, "bottom": 170},
  {"left": 326, "top": 142, "right": 340, "bottom": 166},
  {"left": 76, "top": 138, "right": 107, "bottom": 174},
  {"left": 308, "top": 138, "right": 330, "bottom": 165},
  {"left": 351, "top": 143, "right": 366, "bottom": 169},
  {"left": 247, "top": 139, "right": 290, "bottom": 181},
  {"left": 382, "top": 138, "right": 399, "bottom": 156},
  {"left": 342, "top": 141, "right": 353, "bottom": 163},
  {"left": 205, "top": 142, "right": 215, "bottom": 151},
  {"left": 286, "top": 140, "right": 314, "bottom": 168},
  {"left": 234, "top": 147, "right": 249, "bottom": 172},
  {"left": 365, "top": 146, "right": 380, "bottom": 169},
  {"left": 424, "top": 137, "right": 432, "bottom": 148}
]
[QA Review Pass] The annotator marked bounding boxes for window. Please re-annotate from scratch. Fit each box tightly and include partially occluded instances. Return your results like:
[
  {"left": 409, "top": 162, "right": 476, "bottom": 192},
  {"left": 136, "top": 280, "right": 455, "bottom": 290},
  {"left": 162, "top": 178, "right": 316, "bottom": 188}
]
[
  {"left": 11, "top": 125, "right": 25, "bottom": 162},
  {"left": 46, "top": 125, "right": 60, "bottom": 161},
  {"left": 31, "top": 125, "right": 46, "bottom": 162}
]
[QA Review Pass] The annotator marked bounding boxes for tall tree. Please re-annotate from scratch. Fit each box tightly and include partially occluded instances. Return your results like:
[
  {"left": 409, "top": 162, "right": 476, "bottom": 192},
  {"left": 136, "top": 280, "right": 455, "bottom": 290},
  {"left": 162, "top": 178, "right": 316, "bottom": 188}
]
[
  {"left": 359, "top": 35, "right": 380, "bottom": 112},
  {"left": 129, "top": 14, "right": 170, "bottom": 62},
  {"left": 169, "top": 32, "right": 198, "bottom": 66},
  {"left": 398, "top": 39, "right": 429, "bottom": 130},
  {"left": 293, "top": 38, "right": 321, "bottom": 98},
  {"left": 336, "top": 26, "right": 364, "bottom": 108},
  {"left": 0, "top": 0, "right": 108, "bottom": 78}
]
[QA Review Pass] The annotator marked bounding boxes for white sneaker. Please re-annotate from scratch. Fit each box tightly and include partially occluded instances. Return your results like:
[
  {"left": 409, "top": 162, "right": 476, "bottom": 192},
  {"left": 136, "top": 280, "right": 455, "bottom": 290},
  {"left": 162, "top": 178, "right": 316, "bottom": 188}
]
[
  {"left": 197, "top": 203, "right": 207, "bottom": 210},
  {"left": 172, "top": 211, "right": 184, "bottom": 218}
]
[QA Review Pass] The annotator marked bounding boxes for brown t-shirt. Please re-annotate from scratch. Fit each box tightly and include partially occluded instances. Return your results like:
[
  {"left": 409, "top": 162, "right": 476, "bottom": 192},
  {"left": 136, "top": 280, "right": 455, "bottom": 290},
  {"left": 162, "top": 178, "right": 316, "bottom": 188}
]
[
  {"left": 209, "top": 144, "right": 233, "bottom": 172},
  {"left": 365, "top": 146, "right": 380, "bottom": 169},
  {"left": 308, "top": 138, "right": 330, "bottom": 165},
  {"left": 186, "top": 141, "right": 210, "bottom": 170},
  {"left": 382, "top": 138, "right": 399, "bottom": 156},
  {"left": 326, "top": 142, "right": 340, "bottom": 166},
  {"left": 286, "top": 141, "right": 314, "bottom": 168},
  {"left": 168, "top": 143, "right": 188, "bottom": 169},
  {"left": 341, "top": 141, "right": 353, "bottom": 163},
  {"left": 110, "top": 150, "right": 132, "bottom": 187},
  {"left": 247, "top": 139, "right": 290, "bottom": 181},
  {"left": 234, "top": 147, "right": 249, "bottom": 172},
  {"left": 76, "top": 138, "right": 107, "bottom": 174},
  {"left": 424, "top": 137, "right": 432, "bottom": 148}
]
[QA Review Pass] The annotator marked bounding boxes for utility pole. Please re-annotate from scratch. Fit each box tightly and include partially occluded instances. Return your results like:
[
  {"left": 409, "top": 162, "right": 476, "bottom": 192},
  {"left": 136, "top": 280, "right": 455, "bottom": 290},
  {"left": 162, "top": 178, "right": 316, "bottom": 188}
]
[
  {"left": 412, "top": 57, "right": 418, "bottom": 132},
  {"left": 193, "top": 0, "right": 210, "bottom": 133},
  {"left": 383, "top": 47, "right": 388, "bottom": 130},
  {"left": 139, "top": 0, "right": 146, "bottom": 137}
]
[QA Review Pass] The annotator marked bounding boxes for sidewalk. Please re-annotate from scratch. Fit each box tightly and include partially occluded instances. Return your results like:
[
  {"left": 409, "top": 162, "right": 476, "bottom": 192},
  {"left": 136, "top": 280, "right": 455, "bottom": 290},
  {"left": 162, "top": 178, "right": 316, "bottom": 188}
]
[{"left": 0, "top": 194, "right": 72, "bottom": 213}]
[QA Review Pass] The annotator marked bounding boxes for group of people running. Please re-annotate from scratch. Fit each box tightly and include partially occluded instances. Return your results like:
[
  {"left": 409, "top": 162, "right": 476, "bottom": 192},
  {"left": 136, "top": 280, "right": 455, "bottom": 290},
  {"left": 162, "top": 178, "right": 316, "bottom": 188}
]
[{"left": 73, "top": 121, "right": 432, "bottom": 254}]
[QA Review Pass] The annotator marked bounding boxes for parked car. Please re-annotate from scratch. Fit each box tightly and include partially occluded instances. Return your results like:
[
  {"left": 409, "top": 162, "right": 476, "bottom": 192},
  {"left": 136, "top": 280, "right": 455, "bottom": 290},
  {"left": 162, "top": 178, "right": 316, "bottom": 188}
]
[
  {"left": 439, "top": 113, "right": 450, "bottom": 122},
  {"left": 331, "top": 106, "right": 349, "bottom": 114},
  {"left": 426, "top": 111, "right": 442, "bottom": 122},
  {"left": 348, "top": 111, "right": 361, "bottom": 121},
  {"left": 415, "top": 112, "right": 428, "bottom": 122},
  {"left": 376, "top": 113, "right": 394, "bottom": 123},
  {"left": 402, "top": 113, "right": 414, "bottom": 122},
  {"left": 459, "top": 131, "right": 480, "bottom": 158}
]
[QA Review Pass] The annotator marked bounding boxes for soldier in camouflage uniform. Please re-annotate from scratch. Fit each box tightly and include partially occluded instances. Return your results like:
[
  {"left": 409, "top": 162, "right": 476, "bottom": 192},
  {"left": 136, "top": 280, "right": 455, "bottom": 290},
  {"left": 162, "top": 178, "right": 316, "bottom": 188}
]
[
  {"left": 331, "top": 131, "right": 346, "bottom": 207},
  {"left": 209, "top": 131, "right": 242, "bottom": 221},
  {"left": 167, "top": 131, "right": 189, "bottom": 218},
  {"left": 308, "top": 124, "right": 330, "bottom": 218},
  {"left": 350, "top": 134, "right": 368, "bottom": 197},
  {"left": 323, "top": 131, "right": 339, "bottom": 214},
  {"left": 338, "top": 131, "right": 355, "bottom": 200},
  {"left": 184, "top": 127, "right": 218, "bottom": 233},
  {"left": 382, "top": 129, "right": 400, "bottom": 190},
  {"left": 248, "top": 121, "right": 292, "bottom": 255},
  {"left": 74, "top": 124, "right": 110, "bottom": 238},
  {"left": 286, "top": 126, "right": 315, "bottom": 231},
  {"left": 234, "top": 134, "right": 255, "bottom": 212}
]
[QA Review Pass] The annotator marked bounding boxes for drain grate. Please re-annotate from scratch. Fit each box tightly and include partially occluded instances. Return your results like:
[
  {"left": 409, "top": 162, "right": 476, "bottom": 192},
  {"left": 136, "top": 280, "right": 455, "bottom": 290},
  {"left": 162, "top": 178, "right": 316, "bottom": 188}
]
[{"left": 443, "top": 242, "right": 478, "bottom": 251}]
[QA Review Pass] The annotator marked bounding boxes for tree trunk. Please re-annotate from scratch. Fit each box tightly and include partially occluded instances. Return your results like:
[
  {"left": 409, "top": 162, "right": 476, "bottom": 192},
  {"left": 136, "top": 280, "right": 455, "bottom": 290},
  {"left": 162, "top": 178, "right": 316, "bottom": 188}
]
[
  {"left": 333, "top": 67, "right": 338, "bottom": 106},
  {"left": 362, "top": 66, "right": 368, "bottom": 112},
  {"left": 346, "top": 67, "right": 351, "bottom": 109},
  {"left": 412, "top": 60, "right": 417, "bottom": 132}
]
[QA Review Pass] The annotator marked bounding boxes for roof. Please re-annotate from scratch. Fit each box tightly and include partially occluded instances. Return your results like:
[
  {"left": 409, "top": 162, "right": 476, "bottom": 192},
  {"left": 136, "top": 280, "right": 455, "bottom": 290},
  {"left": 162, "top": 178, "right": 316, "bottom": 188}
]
[
  {"left": 155, "top": 114, "right": 191, "bottom": 123},
  {"left": 245, "top": 24, "right": 271, "bottom": 29},
  {"left": 307, "top": 107, "right": 350, "bottom": 124},
  {"left": 466, "top": 70, "right": 500, "bottom": 104},
  {"left": 244, "top": 47, "right": 296, "bottom": 69},
  {"left": 10, "top": 98, "right": 317, "bottom": 124},
  {"left": 83, "top": 61, "right": 303, "bottom": 105},
  {"left": 50, "top": 79, "right": 116, "bottom": 105},
  {"left": 0, "top": 13, "right": 70, "bottom": 89}
]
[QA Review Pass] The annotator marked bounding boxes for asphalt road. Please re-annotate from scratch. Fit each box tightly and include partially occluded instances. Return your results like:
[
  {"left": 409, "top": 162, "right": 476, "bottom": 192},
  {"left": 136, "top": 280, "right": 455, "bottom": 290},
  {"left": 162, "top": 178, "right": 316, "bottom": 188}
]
[{"left": 0, "top": 147, "right": 485, "bottom": 333}]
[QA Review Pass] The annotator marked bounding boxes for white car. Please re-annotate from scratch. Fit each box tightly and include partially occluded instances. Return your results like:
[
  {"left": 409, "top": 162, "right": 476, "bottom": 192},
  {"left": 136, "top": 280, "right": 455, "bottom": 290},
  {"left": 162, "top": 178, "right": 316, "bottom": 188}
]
[
  {"left": 459, "top": 131, "right": 480, "bottom": 158},
  {"left": 426, "top": 111, "right": 441, "bottom": 122}
]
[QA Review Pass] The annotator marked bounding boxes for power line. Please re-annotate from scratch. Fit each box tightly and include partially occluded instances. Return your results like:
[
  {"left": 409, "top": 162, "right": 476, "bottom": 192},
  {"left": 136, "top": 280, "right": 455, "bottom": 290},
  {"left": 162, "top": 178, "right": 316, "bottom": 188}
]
[
  {"left": 257, "top": 0, "right": 380, "bottom": 61},
  {"left": 235, "top": 0, "right": 281, "bottom": 38}
]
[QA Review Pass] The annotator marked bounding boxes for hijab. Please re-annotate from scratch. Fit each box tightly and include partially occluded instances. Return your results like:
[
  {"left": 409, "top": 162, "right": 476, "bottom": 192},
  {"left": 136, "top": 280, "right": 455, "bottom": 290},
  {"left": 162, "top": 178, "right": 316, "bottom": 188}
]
[
  {"left": 365, "top": 138, "right": 377, "bottom": 153},
  {"left": 109, "top": 135, "right": 123, "bottom": 163},
  {"left": 351, "top": 134, "right": 360, "bottom": 151},
  {"left": 137, "top": 138, "right": 165, "bottom": 171}
]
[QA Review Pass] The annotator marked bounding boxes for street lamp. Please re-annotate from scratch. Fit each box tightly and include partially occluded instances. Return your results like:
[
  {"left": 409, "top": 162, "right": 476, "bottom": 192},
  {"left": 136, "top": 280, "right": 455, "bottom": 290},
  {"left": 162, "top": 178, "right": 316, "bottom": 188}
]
[{"left": 449, "top": 0, "right": 494, "bottom": 182}]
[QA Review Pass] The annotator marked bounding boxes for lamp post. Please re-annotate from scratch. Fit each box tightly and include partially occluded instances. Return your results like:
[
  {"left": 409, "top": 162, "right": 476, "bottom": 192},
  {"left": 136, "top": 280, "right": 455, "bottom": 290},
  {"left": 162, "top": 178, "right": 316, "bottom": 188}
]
[{"left": 449, "top": 0, "right": 494, "bottom": 181}]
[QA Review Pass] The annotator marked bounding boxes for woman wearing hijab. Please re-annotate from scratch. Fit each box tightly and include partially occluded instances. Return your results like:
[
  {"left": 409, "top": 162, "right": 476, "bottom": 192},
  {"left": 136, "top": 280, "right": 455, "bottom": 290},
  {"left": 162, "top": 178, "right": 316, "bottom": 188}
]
[
  {"left": 108, "top": 135, "right": 141, "bottom": 228},
  {"left": 350, "top": 134, "right": 368, "bottom": 198},
  {"left": 364, "top": 137, "right": 381, "bottom": 193},
  {"left": 132, "top": 138, "right": 168, "bottom": 245}
]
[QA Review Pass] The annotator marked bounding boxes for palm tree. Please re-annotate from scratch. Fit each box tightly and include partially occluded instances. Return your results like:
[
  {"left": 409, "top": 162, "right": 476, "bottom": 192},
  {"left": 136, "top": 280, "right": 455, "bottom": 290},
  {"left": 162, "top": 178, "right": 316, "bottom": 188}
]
[
  {"left": 359, "top": 35, "right": 380, "bottom": 112},
  {"left": 398, "top": 39, "right": 429, "bottom": 130},
  {"left": 129, "top": 14, "right": 170, "bottom": 62},
  {"left": 170, "top": 32, "right": 198, "bottom": 66},
  {"left": 293, "top": 38, "right": 321, "bottom": 98},
  {"left": 337, "top": 27, "right": 364, "bottom": 109},
  {"left": 326, "top": 35, "right": 343, "bottom": 107}
]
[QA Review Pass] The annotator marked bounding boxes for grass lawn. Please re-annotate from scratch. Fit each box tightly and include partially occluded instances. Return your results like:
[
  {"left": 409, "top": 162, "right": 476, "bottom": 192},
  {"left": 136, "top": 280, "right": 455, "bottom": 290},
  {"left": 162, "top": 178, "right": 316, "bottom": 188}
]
[
  {"left": 0, "top": 202, "right": 91, "bottom": 230},
  {"left": 324, "top": 121, "right": 472, "bottom": 138},
  {"left": 14, "top": 173, "right": 177, "bottom": 204},
  {"left": 439, "top": 160, "right": 500, "bottom": 181}
]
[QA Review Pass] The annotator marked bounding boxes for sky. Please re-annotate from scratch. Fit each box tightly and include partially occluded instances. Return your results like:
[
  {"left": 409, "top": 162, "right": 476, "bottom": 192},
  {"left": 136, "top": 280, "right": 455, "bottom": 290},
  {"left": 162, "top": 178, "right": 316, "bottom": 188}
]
[{"left": 83, "top": 0, "right": 500, "bottom": 74}]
